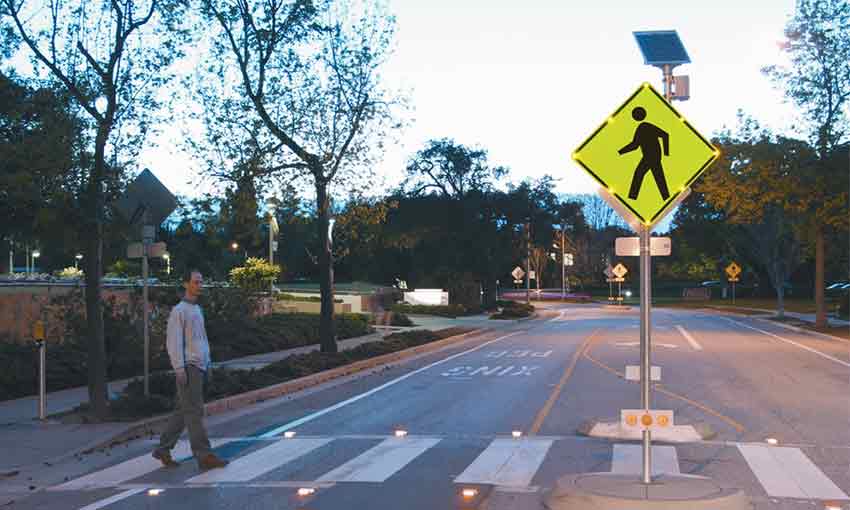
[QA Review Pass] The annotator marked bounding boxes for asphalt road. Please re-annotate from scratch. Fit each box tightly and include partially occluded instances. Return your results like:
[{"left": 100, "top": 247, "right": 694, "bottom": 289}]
[{"left": 6, "top": 303, "right": 849, "bottom": 510}]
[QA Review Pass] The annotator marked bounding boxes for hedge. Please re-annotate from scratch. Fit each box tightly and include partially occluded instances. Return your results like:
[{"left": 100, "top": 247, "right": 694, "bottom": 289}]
[
  {"left": 391, "top": 303, "right": 480, "bottom": 318},
  {"left": 1, "top": 287, "right": 372, "bottom": 401},
  {"left": 106, "top": 328, "right": 469, "bottom": 421}
]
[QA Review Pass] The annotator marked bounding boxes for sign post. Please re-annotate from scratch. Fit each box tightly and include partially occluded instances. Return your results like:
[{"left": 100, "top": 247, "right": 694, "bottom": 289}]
[
  {"left": 726, "top": 262, "right": 741, "bottom": 305},
  {"left": 116, "top": 169, "right": 177, "bottom": 398},
  {"left": 572, "top": 81, "right": 718, "bottom": 485},
  {"left": 34, "top": 320, "right": 46, "bottom": 420}
]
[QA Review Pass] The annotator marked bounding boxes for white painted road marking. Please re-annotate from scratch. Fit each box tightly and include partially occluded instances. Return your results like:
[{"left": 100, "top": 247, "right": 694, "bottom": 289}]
[
  {"left": 258, "top": 331, "right": 524, "bottom": 438},
  {"left": 615, "top": 341, "right": 679, "bottom": 349},
  {"left": 58, "top": 439, "right": 230, "bottom": 490},
  {"left": 675, "top": 325, "right": 703, "bottom": 351},
  {"left": 737, "top": 444, "right": 848, "bottom": 500},
  {"left": 454, "top": 438, "right": 552, "bottom": 487},
  {"left": 78, "top": 488, "right": 146, "bottom": 510},
  {"left": 317, "top": 437, "right": 440, "bottom": 482},
  {"left": 441, "top": 365, "right": 540, "bottom": 377},
  {"left": 611, "top": 444, "right": 680, "bottom": 475},
  {"left": 721, "top": 317, "right": 850, "bottom": 368},
  {"left": 187, "top": 437, "right": 332, "bottom": 483}
]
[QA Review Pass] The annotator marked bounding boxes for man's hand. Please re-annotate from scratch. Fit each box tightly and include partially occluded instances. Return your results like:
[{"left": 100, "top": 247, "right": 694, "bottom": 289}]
[{"left": 175, "top": 368, "right": 187, "bottom": 387}]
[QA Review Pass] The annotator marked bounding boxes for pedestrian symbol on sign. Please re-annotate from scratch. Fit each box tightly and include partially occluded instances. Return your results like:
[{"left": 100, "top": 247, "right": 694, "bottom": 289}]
[{"left": 618, "top": 106, "right": 670, "bottom": 201}]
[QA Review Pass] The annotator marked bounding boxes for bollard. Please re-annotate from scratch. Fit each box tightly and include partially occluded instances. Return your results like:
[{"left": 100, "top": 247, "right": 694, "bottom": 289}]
[{"left": 33, "top": 320, "right": 46, "bottom": 420}]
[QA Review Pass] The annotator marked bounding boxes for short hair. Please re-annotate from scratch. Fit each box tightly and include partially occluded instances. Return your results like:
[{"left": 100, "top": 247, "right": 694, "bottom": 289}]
[{"left": 182, "top": 268, "right": 202, "bottom": 283}]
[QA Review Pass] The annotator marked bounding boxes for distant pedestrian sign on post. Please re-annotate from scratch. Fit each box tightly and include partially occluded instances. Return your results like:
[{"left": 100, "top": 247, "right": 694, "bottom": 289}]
[
  {"left": 511, "top": 266, "right": 525, "bottom": 281},
  {"left": 612, "top": 263, "right": 628, "bottom": 279},
  {"left": 725, "top": 261, "right": 741, "bottom": 280},
  {"left": 572, "top": 82, "right": 719, "bottom": 227}
]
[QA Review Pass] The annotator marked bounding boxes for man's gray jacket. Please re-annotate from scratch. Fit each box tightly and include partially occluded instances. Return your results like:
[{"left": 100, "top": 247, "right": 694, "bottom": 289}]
[{"left": 166, "top": 300, "right": 211, "bottom": 372}]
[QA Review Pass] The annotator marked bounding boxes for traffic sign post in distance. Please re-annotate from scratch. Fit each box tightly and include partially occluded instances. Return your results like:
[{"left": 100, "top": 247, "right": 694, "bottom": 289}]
[
  {"left": 573, "top": 83, "right": 719, "bottom": 228},
  {"left": 726, "top": 262, "right": 742, "bottom": 304}
]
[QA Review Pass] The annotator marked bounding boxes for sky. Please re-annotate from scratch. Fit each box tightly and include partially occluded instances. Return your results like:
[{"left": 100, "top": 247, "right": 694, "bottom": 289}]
[{"left": 141, "top": 0, "right": 799, "bottom": 207}]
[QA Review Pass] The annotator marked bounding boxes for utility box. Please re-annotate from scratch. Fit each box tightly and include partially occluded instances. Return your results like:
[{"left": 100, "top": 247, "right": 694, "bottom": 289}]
[{"left": 673, "top": 75, "right": 690, "bottom": 100}]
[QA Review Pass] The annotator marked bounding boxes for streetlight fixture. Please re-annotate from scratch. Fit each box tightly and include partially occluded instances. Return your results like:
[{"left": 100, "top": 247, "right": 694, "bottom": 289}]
[{"left": 75, "top": 253, "right": 83, "bottom": 269}]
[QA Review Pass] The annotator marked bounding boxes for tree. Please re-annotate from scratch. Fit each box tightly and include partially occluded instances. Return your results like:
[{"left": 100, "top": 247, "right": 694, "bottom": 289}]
[
  {"left": 0, "top": 74, "right": 83, "bottom": 264},
  {"left": 202, "top": 0, "right": 403, "bottom": 353},
  {"left": 402, "top": 138, "right": 507, "bottom": 198},
  {"left": 2, "top": 0, "right": 187, "bottom": 417},
  {"left": 763, "top": 0, "right": 850, "bottom": 326},
  {"left": 699, "top": 116, "right": 811, "bottom": 317}
]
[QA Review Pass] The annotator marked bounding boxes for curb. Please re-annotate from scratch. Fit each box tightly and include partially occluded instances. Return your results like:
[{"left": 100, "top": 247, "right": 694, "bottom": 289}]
[
  {"left": 576, "top": 419, "right": 715, "bottom": 443},
  {"left": 752, "top": 316, "right": 850, "bottom": 343},
  {"left": 82, "top": 327, "right": 488, "bottom": 452}
]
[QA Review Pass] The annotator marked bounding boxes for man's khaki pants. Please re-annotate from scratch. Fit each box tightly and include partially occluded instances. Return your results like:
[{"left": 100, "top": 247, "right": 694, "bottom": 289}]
[{"left": 155, "top": 365, "right": 212, "bottom": 458}]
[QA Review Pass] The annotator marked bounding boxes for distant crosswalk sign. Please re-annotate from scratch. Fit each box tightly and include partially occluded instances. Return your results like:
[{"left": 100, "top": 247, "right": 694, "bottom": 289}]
[{"left": 572, "top": 83, "right": 719, "bottom": 226}]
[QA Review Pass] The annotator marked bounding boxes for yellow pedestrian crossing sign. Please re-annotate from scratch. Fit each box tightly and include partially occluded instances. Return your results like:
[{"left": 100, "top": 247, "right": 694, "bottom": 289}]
[
  {"left": 725, "top": 261, "right": 741, "bottom": 279},
  {"left": 572, "top": 83, "right": 719, "bottom": 226}
]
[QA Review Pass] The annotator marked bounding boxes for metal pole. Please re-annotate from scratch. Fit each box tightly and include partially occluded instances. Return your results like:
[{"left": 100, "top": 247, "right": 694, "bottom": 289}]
[
  {"left": 38, "top": 341, "right": 46, "bottom": 419},
  {"left": 732, "top": 281, "right": 736, "bottom": 305},
  {"left": 142, "top": 246, "right": 150, "bottom": 397},
  {"left": 269, "top": 217, "right": 274, "bottom": 295},
  {"left": 639, "top": 225, "right": 652, "bottom": 484},
  {"left": 8, "top": 241, "right": 12, "bottom": 275},
  {"left": 662, "top": 64, "right": 673, "bottom": 101},
  {"left": 526, "top": 223, "right": 531, "bottom": 305},
  {"left": 561, "top": 227, "right": 566, "bottom": 300},
  {"left": 142, "top": 216, "right": 152, "bottom": 398}
]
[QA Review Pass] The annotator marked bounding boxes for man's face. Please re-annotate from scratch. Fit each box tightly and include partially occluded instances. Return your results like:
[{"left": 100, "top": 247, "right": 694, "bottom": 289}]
[{"left": 184, "top": 272, "right": 203, "bottom": 299}]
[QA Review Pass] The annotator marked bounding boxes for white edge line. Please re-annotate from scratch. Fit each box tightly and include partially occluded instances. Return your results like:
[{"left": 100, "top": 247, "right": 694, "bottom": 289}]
[
  {"left": 721, "top": 317, "right": 850, "bottom": 368},
  {"left": 79, "top": 487, "right": 146, "bottom": 510},
  {"left": 675, "top": 325, "right": 703, "bottom": 351},
  {"left": 258, "top": 331, "right": 524, "bottom": 438}
]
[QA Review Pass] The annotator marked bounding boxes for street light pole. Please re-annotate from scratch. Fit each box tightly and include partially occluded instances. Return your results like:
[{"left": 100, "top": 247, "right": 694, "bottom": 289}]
[
  {"left": 561, "top": 226, "right": 566, "bottom": 300},
  {"left": 525, "top": 222, "right": 531, "bottom": 305}
]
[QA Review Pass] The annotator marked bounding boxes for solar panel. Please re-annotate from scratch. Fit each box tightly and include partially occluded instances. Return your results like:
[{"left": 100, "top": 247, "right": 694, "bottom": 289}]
[{"left": 633, "top": 31, "right": 690, "bottom": 67}]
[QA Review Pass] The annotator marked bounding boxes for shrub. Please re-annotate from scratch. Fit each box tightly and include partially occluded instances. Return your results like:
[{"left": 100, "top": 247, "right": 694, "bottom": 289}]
[
  {"left": 229, "top": 258, "right": 281, "bottom": 292},
  {"left": 490, "top": 301, "right": 535, "bottom": 320},
  {"left": 389, "top": 312, "right": 414, "bottom": 327},
  {"left": 56, "top": 267, "right": 84, "bottom": 279},
  {"left": 391, "top": 303, "right": 473, "bottom": 318}
]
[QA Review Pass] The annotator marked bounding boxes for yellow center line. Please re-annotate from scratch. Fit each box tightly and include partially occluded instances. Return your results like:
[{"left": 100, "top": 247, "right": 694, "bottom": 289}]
[
  {"left": 582, "top": 350, "right": 746, "bottom": 435},
  {"left": 528, "top": 328, "right": 602, "bottom": 436}
]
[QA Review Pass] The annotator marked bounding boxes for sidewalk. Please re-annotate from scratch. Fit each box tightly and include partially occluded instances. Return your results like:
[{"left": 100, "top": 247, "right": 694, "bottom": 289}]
[
  {"left": 0, "top": 313, "right": 498, "bottom": 474},
  {"left": 712, "top": 306, "right": 850, "bottom": 328}
]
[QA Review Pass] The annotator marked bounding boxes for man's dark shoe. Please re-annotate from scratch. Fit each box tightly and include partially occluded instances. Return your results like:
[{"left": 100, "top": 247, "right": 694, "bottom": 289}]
[
  {"left": 152, "top": 450, "right": 180, "bottom": 468},
  {"left": 197, "top": 453, "right": 229, "bottom": 471}
]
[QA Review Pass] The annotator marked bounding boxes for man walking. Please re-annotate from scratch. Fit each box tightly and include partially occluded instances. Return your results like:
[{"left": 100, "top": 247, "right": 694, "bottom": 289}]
[{"left": 152, "top": 269, "right": 228, "bottom": 471}]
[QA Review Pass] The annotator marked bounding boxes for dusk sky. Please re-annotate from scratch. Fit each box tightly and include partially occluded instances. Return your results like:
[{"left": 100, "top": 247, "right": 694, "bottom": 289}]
[{"left": 138, "top": 0, "right": 799, "bottom": 204}]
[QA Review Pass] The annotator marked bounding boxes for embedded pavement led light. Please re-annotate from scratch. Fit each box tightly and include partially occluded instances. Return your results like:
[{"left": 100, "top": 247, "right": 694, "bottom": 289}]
[
  {"left": 147, "top": 488, "right": 164, "bottom": 496},
  {"left": 394, "top": 428, "right": 408, "bottom": 438},
  {"left": 461, "top": 488, "right": 478, "bottom": 499},
  {"left": 297, "top": 487, "right": 315, "bottom": 497},
  {"left": 284, "top": 431, "right": 296, "bottom": 439}
]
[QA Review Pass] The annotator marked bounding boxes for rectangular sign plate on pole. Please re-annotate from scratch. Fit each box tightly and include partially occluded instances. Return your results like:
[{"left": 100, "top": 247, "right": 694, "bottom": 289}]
[
  {"left": 616, "top": 237, "right": 672, "bottom": 256},
  {"left": 626, "top": 365, "right": 661, "bottom": 382}
]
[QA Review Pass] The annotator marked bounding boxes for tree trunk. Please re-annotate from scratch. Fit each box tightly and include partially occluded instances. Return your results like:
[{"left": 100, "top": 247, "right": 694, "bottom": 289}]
[
  {"left": 316, "top": 179, "right": 337, "bottom": 353},
  {"left": 85, "top": 127, "right": 109, "bottom": 419},
  {"left": 814, "top": 224, "right": 826, "bottom": 328}
]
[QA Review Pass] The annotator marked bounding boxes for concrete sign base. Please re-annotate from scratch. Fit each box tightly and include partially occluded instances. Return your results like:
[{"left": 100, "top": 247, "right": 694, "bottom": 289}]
[{"left": 544, "top": 473, "right": 751, "bottom": 510}]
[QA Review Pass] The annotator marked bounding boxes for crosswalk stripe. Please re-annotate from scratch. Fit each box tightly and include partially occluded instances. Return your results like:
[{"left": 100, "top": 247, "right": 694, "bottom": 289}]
[
  {"left": 78, "top": 488, "right": 146, "bottom": 510},
  {"left": 611, "top": 444, "right": 680, "bottom": 475},
  {"left": 316, "top": 437, "right": 440, "bottom": 483},
  {"left": 56, "top": 439, "right": 231, "bottom": 490},
  {"left": 454, "top": 439, "right": 552, "bottom": 487},
  {"left": 737, "top": 445, "right": 848, "bottom": 500},
  {"left": 187, "top": 438, "right": 333, "bottom": 484}
]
